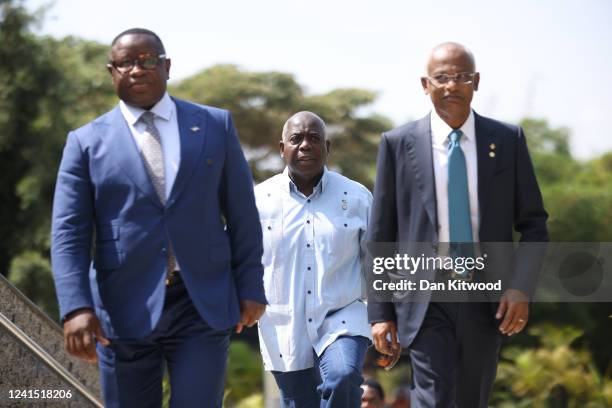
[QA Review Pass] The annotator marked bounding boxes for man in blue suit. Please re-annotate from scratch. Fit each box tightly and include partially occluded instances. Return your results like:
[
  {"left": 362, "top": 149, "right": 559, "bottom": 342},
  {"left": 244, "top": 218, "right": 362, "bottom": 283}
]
[
  {"left": 367, "top": 42, "right": 548, "bottom": 407},
  {"left": 51, "top": 28, "right": 266, "bottom": 407}
]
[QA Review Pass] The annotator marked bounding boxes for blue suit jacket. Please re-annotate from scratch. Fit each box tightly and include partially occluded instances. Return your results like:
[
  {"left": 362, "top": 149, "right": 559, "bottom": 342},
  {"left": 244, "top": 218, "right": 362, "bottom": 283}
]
[
  {"left": 51, "top": 98, "right": 265, "bottom": 338},
  {"left": 366, "top": 112, "right": 549, "bottom": 347}
]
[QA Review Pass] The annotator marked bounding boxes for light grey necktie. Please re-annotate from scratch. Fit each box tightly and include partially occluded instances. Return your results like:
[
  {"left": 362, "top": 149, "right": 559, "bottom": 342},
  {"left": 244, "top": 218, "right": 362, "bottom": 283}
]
[
  {"left": 139, "top": 111, "right": 177, "bottom": 274},
  {"left": 139, "top": 111, "right": 166, "bottom": 204}
]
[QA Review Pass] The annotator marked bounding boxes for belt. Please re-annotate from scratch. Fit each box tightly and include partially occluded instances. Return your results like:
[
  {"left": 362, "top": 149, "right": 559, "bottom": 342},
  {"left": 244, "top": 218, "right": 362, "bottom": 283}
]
[{"left": 165, "top": 270, "right": 182, "bottom": 286}]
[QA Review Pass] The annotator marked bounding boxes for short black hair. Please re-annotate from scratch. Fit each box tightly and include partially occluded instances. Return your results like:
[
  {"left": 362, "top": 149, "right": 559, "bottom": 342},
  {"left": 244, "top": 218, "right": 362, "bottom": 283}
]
[
  {"left": 111, "top": 28, "right": 165, "bottom": 52},
  {"left": 363, "top": 378, "right": 385, "bottom": 401}
]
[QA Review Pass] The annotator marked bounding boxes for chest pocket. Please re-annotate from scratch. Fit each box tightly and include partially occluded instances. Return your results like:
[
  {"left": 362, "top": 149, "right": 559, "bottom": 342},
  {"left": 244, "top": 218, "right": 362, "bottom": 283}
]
[{"left": 331, "top": 216, "right": 361, "bottom": 265}]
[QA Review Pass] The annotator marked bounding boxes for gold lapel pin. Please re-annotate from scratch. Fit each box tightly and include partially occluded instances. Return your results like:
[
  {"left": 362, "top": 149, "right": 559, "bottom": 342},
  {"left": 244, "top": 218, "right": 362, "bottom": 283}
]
[{"left": 190, "top": 126, "right": 200, "bottom": 132}]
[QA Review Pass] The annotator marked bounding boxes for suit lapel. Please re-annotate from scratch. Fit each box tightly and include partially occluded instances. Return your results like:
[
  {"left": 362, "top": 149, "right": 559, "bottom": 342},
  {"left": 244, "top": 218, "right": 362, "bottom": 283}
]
[
  {"left": 406, "top": 115, "right": 438, "bottom": 237},
  {"left": 102, "top": 106, "right": 162, "bottom": 208},
  {"left": 474, "top": 112, "right": 501, "bottom": 232},
  {"left": 167, "top": 98, "right": 208, "bottom": 206}
]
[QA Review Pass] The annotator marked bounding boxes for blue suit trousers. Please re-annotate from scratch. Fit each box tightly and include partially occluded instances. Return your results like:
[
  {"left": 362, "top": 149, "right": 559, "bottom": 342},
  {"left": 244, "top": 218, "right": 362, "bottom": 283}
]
[{"left": 97, "top": 281, "right": 230, "bottom": 408}]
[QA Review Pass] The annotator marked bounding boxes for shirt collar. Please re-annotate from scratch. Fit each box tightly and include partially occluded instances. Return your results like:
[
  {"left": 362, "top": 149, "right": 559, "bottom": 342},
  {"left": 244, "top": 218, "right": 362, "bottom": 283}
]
[
  {"left": 430, "top": 108, "right": 475, "bottom": 146},
  {"left": 119, "top": 92, "right": 174, "bottom": 126},
  {"left": 280, "top": 166, "right": 329, "bottom": 196}
]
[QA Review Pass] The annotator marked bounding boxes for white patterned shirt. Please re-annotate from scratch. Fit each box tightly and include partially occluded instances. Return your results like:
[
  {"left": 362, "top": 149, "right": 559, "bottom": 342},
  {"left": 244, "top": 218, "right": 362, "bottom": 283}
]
[{"left": 256, "top": 167, "right": 372, "bottom": 372}]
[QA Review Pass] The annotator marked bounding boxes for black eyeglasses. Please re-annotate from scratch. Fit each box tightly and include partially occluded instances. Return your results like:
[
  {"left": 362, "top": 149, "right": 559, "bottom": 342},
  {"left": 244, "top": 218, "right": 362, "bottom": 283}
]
[
  {"left": 108, "top": 53, "right": 166, "bottom": 74},
  {"left": 427, "top": 72, "right": 477, "bottom": 87}
]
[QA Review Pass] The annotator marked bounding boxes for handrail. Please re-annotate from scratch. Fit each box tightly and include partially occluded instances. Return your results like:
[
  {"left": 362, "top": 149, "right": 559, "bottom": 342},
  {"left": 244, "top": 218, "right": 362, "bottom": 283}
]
[{"left": 0, "top": 312, "right": 104, "bottom": 408}]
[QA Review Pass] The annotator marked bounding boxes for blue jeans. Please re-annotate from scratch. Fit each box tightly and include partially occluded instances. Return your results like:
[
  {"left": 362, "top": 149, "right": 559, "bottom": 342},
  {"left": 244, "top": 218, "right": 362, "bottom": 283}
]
[{"left": 272, "top": 336, "right": 370, "bottom": 408}]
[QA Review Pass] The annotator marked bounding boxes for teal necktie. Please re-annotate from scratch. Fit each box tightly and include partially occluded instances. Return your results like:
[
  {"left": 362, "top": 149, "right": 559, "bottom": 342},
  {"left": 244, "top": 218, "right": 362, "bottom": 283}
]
[{"left": 448, "top": 129, "right": 473, "bottom": 244}]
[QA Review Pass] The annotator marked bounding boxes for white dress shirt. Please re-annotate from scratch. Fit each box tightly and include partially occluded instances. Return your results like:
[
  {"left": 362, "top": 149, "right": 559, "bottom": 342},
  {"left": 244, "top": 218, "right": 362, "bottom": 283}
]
[
  {"left": 431, "top": 109, "right": 480, "bottom": 242},
  {"left": 255, "top": 167, "right": 372, "bottom": 372},
  {"left": 119, "top": 92, "right": 181, "bottom": 200}
]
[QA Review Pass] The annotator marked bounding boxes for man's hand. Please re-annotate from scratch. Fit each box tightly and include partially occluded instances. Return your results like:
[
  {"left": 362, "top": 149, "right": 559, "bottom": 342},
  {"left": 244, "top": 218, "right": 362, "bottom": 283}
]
[
  {"left": 496, "top": 289, "right": 529, "bottom": 336},
  {"left": 63, "top": 309, "right": 110, "bottom": 363},
  {"left": 235, "top": 300, "right": 266, "bottom": 334},
  {"left": 371, "top": 321, "right": 399, "bottom": 356}
]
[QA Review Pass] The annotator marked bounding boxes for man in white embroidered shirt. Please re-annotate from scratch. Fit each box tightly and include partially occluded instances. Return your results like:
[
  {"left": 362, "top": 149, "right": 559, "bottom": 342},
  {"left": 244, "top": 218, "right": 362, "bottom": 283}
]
[{"left": 256, "top": 111, "right": 372, "bottom": 407}]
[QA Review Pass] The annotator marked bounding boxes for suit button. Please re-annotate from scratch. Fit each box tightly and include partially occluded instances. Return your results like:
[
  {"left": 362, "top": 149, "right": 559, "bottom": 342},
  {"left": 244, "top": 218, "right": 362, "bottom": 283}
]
[{"left": 161, "top": 248, "right": 167, "bottom": 254}]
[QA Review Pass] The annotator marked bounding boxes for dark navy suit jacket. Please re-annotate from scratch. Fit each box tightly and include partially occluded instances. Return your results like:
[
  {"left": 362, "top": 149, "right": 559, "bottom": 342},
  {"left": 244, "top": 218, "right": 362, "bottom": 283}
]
[
  {"left": 51, "top": 98, "right": 265, "bottom": 339},
  {"left": 366, "top": 112, "right": 548, "bottom": 347}
]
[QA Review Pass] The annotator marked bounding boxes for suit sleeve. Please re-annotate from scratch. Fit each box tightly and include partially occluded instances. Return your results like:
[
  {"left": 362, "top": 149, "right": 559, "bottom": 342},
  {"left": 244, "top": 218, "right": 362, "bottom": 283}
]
[
  {"left": 51, "top": 131, "right": 95, "bottom": 321},
  {"left": 367, "top": 133, "right": 398, "bottom": 324},
  {"left": 511, "top": 126, "right": 549, "bottom": 296},
  {"left": 220, "top": 112, "right": 267, "bottom": 304}
]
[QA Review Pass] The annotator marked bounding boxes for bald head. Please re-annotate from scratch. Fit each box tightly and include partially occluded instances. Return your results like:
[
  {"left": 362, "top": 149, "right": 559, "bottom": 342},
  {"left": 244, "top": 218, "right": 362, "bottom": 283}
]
[
  {"left": 427, "top": 42, "right": 476, "bottom": 74},
  {"left": 282, "top": 111, "right": 326, "bottom": 141},
  {"left": 279, "top": 111, "right": 329, "bottom": 195},
  {"left": 421, "top": 42, "right": 480, "bottom": 129}
]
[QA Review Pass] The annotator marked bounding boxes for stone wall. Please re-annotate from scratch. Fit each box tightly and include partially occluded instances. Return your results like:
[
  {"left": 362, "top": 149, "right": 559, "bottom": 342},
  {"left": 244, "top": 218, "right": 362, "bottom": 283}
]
[{"left": 0, "top": 275, "right": 101, "bottom": 407}]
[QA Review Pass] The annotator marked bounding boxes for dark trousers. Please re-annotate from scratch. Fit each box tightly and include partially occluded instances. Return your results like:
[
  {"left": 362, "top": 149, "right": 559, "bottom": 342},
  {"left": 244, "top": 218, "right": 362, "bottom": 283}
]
[
  {"left": 408, "top": 302, "right": 502, "bottom": 408},
  {"left": 96, "top": 281, "right": 230, "bottom": 408}
]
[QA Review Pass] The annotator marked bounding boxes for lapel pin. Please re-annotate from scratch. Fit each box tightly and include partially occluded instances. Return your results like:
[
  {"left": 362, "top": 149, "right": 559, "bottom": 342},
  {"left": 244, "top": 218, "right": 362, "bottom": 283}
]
[
  {"left": 489, "top": 143, "right": 496, "bottom": 150},
  {"left": 341, "top": 199, "right": 348, "bottom": 210},
  {"left": 489, "top": 152, "right": 496, "bottom": 158},
  {"left": 190, "top": 126, "right": 200, "bottom": 132}
]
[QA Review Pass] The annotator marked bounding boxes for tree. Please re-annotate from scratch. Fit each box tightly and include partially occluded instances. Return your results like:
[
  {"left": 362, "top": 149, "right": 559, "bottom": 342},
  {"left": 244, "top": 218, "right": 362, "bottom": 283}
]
[
  {"left": 1, "top": 0, "right": 115, "bottom": 315},
  {"left": 171, "top": 64, "right": 392, "bottom": 188}
]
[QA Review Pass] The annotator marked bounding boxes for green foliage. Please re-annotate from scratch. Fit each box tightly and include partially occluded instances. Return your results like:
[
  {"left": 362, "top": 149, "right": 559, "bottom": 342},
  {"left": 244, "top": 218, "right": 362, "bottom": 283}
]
[
  {"left": 8, "top": 250, "right": 58, "bottom": 317},
  {"left": 520, "top": 118, "right": 612, "bottom": 242},
  {"left": 224, "top": 341, "right": 263, "bottom": 407},
  {"left": 0, "top": 0, "right": 58, "bottom": 277},
  {"left": 0, "top": 1, "right": 113, "bottom": 319},
  {"left": 234, "top": 393, "right": 263, "bottom": 408},
  {"left": 521, "top": 118, "right": 571, "bottom": 157},
  {"left": 493, "top": 324, "right": 612, "bottom": 407}
]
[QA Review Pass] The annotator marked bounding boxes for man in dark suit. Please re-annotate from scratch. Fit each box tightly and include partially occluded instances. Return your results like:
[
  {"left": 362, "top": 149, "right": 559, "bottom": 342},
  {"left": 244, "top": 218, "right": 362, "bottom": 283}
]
[
  {"left": 367, "top": 42, "right": 548, "bottom": 407},
  {"left": 51, "top": 28, "right": 266, "bottom": 407}
]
